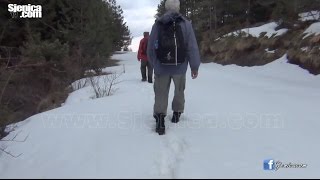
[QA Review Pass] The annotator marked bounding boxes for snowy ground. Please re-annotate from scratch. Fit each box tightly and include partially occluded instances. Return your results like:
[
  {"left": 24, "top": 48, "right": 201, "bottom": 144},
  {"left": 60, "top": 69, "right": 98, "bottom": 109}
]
[
  {"left": 1, "top": 52, "right": 320, "bottom": 178},
  {"left": 303, "top": 22, "right": 320, "bottom": 39}
]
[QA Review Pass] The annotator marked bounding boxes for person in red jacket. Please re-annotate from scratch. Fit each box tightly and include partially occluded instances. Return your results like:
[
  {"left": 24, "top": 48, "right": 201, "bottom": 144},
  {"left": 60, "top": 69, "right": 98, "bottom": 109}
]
[{"left": 137, "top": 32, "right": 153, "bottom": 83}]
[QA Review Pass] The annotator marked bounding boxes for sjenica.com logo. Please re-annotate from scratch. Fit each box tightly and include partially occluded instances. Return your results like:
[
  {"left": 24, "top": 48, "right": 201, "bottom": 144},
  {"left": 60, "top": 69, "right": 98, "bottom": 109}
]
[{"left": 8, "top": 4, "right": 42, "bottom": 19}]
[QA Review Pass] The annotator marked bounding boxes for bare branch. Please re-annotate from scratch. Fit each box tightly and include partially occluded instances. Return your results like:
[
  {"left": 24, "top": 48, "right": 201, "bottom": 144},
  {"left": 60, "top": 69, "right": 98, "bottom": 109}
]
[
  {"left": 12, "top": 130, "right": 22, "bottom": 141},
  {"left": 1, "top": 133, "right": 29, "bottom": 143},
  {"left": 0, "top": 66, "right": 16, "bottom": 104},
  {"left": 0, "top": 131, "right": 28, "bottom": 158},
  {"left": 0, "top": 20, "right": 10, "bottom": 45},
  {"left": 0, "top": 147, "right": 22, "bottom": 158},
  {"left": 89, "top": 72, "right": 123, "bottom": 98},
  {"left": 72, "top": 78, "right": 88, "bottom": 91},
  {"left": 6, "top": 63, "right": 47, "bottom": 69},
  {"left": 50, "top": 67, "right": 67, "bottom": 73},
  {"left": 36, "top": 19, "right": 64, "bottom": 34}
]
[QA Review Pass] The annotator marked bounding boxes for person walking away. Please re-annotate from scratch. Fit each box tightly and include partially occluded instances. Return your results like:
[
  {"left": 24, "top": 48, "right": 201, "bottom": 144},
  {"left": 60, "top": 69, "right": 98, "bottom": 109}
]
[
  {"left": 147, "top": 0, "right": 201, "bottom": 135},
  {"left": 137, "top": 32, "right": 153, "bottom": 83}
]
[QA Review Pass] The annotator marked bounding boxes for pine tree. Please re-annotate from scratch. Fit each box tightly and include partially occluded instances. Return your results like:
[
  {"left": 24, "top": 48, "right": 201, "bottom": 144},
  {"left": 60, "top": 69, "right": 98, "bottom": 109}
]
[{"left": 0, "top": 0, "right": 131, "bottom": 136}]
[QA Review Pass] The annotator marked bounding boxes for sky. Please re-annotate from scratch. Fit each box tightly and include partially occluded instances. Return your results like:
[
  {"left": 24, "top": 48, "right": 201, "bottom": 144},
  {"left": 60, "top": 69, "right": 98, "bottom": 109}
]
[{"left": 116, "top": 0, "right": 161, "bottom": 52}]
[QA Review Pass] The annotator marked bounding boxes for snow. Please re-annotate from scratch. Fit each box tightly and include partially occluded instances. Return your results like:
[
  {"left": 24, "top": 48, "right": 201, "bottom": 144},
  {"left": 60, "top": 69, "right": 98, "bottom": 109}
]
[
  {"left": 303, "top": 22, "right": 320, "bottom": 39},
  {"left": 1, "top": 52, "right": 320, "bottom": 178},
  {"left": 301, "top": 47, "right": 309, "bottom": 52},
  {"left": 265, "top": 48, "right": 275, "bottom": 53},
  {"left": 226, "top": 22, "right": 288, "bottom": 38},
  {"left": 64, "top": 86, "right": 94, "bottom": 104},
  {"left": 299, "top": 11, "right": 320, "bottom": 22}
]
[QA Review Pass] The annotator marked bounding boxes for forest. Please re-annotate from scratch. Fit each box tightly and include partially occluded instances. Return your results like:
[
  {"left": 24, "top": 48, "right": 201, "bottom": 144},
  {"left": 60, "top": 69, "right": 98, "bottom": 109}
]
[
  {"left": 0, "top": 0, "right": 130, "bottom": 138},
  {"left": 157, "top": 0, "right": 320, "bottom": 71}
]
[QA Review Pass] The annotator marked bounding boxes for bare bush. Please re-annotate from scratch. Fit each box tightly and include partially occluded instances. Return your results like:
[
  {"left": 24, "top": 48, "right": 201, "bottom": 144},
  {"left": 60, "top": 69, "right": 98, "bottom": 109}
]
[
  {"left": 0, "top": 131, "right": 29, "bottom": 158},
  {"left": 89, "top": 73, "right": 123, "bottom": 98},
  {"left": 72, "top": 78, "right": 89, "bottom": 91},
  {"left": 288, "top": 48, "right": 320, "bottom": 75},
  {"left": 235, "top": 37, "right": 261, "bottom": 52},
  {"left": 0, "top": 146, "right": 22, "bottom": 158}
]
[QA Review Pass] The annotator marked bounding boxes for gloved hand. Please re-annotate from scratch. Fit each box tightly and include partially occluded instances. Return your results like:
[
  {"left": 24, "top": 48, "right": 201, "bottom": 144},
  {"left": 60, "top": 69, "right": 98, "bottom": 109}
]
[{"left": 191, "top": 71, "right": 198, "bottom": 79}]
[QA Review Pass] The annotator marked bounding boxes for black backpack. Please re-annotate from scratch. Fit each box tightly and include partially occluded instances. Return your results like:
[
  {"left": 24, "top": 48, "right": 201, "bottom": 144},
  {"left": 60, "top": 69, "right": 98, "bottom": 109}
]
[{"left": 156, "top": 17, "right": 186, "bottom": 65}]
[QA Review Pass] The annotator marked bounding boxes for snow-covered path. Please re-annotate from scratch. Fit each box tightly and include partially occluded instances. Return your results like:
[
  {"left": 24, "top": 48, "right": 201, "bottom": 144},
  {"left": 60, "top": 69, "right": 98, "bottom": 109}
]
[{"left": 1, "top": 52, "right": 320, "bottom": 178}]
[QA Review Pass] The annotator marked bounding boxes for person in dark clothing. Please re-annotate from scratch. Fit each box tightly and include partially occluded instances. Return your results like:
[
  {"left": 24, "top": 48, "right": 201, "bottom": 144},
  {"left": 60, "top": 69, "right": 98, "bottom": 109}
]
[
  {"left": 147, "top": 0, "right": 201, "bottom": 135},
  {"left": 137, "top": 32, "right": 153, "bottom": 83}
]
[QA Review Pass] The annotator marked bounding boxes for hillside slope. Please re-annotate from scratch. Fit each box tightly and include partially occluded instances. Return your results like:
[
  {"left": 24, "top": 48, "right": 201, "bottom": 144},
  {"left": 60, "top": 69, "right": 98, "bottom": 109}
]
[{"left": 203, "top": 17, "right": 320, "bottom": 74}]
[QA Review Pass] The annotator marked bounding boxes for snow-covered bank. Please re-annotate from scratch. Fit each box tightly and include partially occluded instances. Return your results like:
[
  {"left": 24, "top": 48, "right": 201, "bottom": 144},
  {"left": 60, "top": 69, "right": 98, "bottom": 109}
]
[
  {"left": 303, "top": 22, "right": 320, "bottom": 39},
  {"left": 225, "top": 22, "right": 288, "bottom": 38}
]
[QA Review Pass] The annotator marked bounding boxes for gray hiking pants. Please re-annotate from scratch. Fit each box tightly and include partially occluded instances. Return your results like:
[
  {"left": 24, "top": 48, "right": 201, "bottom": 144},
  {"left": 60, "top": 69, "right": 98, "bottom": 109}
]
[
  {"left": 153, "top": 74, "right": 186, "bottom": 115},
  {"left": 141, "top": 61, "right": 153, "bottom": 81}
]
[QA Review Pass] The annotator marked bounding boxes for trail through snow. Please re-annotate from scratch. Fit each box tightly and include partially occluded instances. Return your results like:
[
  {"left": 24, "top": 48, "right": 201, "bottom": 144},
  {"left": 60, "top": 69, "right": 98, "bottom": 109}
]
[{"left": 1, "top": 52, "right": 320, "bottom": 178}]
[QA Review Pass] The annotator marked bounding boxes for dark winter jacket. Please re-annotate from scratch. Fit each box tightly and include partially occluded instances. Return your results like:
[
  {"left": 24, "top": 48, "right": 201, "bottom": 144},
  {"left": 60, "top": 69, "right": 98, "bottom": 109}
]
[{"left": 147, "top": 11, "right": 201, "bottom": 75}]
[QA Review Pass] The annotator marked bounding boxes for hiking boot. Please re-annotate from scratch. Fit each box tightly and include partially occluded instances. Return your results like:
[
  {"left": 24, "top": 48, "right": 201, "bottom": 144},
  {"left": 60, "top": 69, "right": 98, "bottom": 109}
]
[
  {"left": 154, "top": 114, "right": 165, "bottom": 135},
  {"left": 171, "top": 112, "right": 182, "bottom": 123},
  {"left": 148, "top": 79, "right": 153, "bottom": 83},
  {"left": 141, "top": 78, "right": 147, "bottom": 82}
]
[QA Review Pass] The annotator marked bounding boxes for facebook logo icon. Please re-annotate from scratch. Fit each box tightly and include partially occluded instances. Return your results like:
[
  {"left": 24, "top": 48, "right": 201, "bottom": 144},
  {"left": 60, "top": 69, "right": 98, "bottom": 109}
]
[{"left": 264, "top": 159, "right": 275, "bottom": 170}]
